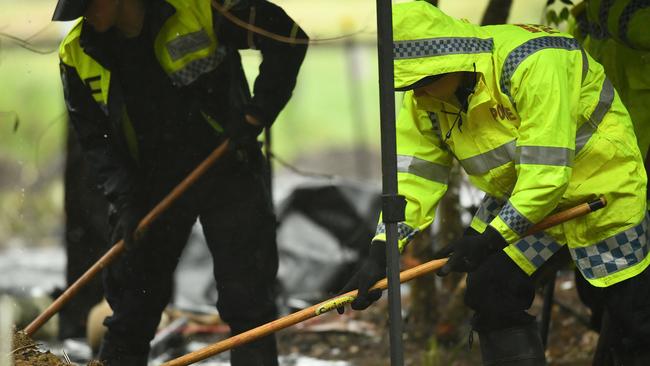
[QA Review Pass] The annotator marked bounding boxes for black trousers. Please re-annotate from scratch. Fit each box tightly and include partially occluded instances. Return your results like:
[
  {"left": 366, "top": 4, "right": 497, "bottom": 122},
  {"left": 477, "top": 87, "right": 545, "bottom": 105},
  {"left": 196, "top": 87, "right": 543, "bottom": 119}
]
[
  {"left": 102, "top": 146, "right": 278, "bottom": 355},
  {"left": 465, "top": 250, "right": 650, "bottom": 357},
  {"left": 576, "top": 263, "right": 650, "bottom": 363},
  {"left": 59, "top": 125, "right": 108, "bottom": 339}
]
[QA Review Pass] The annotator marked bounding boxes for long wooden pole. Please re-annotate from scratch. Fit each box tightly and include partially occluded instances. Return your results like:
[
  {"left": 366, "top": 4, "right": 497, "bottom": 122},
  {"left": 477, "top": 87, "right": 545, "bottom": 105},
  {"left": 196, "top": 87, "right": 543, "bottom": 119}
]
[
  {"left": 24, "top": 140, "right": 232, "bottom": 336},
  {"left": 162, "top": 196, "right": 607, "bottom": 366}
]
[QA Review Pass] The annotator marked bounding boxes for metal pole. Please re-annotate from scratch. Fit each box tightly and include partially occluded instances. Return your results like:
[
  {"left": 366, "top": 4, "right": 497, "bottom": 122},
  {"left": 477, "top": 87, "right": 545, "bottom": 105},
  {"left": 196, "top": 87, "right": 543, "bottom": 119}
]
[{"left": 376, "top": 0, "right": 405, "bottom": 365}]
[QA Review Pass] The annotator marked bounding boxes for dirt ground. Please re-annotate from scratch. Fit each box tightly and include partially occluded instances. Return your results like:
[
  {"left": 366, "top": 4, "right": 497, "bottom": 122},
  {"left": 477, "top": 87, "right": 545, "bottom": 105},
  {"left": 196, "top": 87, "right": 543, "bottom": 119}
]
[
  {"left": 271, "top": 269, "right": 597, "bottom": 366},
  {"left": 12, "top": 330, "right": 103, "bottom": 366},
  {"left": 10, "top": 270, "right": 597, "bottom": 366}
]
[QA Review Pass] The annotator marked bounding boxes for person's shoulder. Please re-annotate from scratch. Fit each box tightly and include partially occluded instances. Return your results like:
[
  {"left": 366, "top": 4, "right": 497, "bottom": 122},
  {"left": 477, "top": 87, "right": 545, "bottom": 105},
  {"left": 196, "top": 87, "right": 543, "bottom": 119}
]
[
  {"left": 487, "top": 24, "right": 579, "bottom": 61},
  {"left": 59, "top": 19, "right": 84, "bottom": 59}
]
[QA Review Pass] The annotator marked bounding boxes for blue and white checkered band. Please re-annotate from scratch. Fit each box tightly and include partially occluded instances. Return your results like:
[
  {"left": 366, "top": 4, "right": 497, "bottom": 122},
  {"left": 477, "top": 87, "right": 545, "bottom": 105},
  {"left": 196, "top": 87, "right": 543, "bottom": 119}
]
[
  {"left": 585, "top": 0, "right": 615, "bottom": 39},
  {"left": 393, "top": 37, "right": 493, "bottom": 60},
  {"left": 619, "top": 0, "right": 650, "bottom": 48},
  {"left": 475, "top": 195, "right": 506, "bottom": 224},
  {"left": 376, "top": 222, "right": 419, "bottom": 242},
  {"left": 571, "top": 213, "right": 650, "bottom": 280},
  {"left": 514, "top": 232, "right": 563, "bottom": 269},
  {"left": 170, "top": 47, "right": 226, "bottom": 86},
  {"left": 500, "top": 36, "right": 581, "bottom": 103},
  {"left": 600, "top": 0, "right": 616, "bottom": 30},
  {"left": 498, "top": 201, "right": 533, "bottom": 236}
]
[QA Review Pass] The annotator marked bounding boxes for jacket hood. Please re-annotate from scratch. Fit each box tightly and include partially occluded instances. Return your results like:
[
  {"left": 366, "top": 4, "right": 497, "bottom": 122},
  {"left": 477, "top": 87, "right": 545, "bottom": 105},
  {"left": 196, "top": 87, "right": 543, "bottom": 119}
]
[{"left": 392, "top": 1, "right": 494, "bottom": 90}]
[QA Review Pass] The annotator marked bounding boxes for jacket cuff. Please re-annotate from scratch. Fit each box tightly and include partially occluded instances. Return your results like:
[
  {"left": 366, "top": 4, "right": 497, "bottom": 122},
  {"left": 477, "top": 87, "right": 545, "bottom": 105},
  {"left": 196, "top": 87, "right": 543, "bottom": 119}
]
[{"left": 489, "top": 216, "right": 520, "bottom": 244}]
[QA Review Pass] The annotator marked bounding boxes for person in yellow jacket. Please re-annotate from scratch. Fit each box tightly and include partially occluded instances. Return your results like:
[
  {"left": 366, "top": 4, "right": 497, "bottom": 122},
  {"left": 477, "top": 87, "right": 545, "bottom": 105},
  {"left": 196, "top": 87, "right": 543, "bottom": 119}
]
[
  {"left": 341, "top": 2, "right": 650, "bottom": 365},
  {"left": 573, "top": 0, "right": 650, "bottom": 171},
  {"left": 51, "top": 0, "right": 307, "bottom": 364},
  {"left": 569, "top": 2, "right": 650, "bottom": 363}
]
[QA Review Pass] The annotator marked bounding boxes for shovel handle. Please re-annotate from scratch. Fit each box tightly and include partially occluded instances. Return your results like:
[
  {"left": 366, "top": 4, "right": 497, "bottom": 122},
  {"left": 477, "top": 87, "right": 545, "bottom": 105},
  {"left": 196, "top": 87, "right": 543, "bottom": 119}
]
[
  {"left": 161, "top": 196, "right": 607, "bottom": 366},
  {"left": 23, "top": 140, "right": 231, "bottom": 336}
]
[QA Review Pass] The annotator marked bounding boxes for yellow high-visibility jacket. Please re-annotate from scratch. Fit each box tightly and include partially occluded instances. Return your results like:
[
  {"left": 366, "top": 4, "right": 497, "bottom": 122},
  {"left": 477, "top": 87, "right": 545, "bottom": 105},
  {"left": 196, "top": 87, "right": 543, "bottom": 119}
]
[
  {"left": 374, "top": 1, "right": 648, "bottom": 287},
  {"left": 573, "top": 0, "right": 650, "bottom": 163}
]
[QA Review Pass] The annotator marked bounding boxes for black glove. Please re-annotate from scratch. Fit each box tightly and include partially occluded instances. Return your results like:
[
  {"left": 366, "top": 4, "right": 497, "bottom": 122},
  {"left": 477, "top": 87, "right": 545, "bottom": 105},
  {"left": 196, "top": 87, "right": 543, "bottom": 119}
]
[
  {"left": 463, "top": 225, "right": 480, "bottom": 237},
  {"left": 433, "top": 225, "right": 507, "bottom": 276},
  {"left": 337, "top": 241, "right": 387, "bottom": 314},
  {"left": 227, "top": 114, "right": 264, "bottom": 147},
  {"left": 113, "top": 200, "right": 148, "bottom": 251}
]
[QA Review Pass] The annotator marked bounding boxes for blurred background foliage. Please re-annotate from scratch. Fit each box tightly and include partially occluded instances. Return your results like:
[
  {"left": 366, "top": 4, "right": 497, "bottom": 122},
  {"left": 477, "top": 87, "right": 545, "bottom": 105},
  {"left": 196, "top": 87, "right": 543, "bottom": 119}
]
[{"left": 0, "top": 0, "right": 548, "bottom": 248}]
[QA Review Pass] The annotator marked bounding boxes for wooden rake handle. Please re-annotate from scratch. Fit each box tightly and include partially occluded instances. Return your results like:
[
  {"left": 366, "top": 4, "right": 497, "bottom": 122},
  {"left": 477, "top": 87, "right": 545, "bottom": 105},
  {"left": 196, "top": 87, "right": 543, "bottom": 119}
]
[
  {"left": 161, "top": 196, "right": 607, "bottom": 366},
  {"left": 23, "top": 140, "right": 232, "bottom": 336}
]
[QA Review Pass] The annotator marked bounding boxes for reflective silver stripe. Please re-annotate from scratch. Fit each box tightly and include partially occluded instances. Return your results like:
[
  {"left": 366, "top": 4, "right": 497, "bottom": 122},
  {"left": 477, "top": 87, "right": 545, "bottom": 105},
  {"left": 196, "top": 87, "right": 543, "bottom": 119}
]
[
  {"left": 619, "top": 0, "right": 650, "bottom": 49},
  {"left": 570, "top": 213, "right": 650, "bottom": 280},
  {"left": 375, "top": 222, "right": 418, "bottom": 242},
  {"left": 166, "top": 29, "right": 212, "bottom": 61},
  {"left": 474, "top": 195, "right": 506, "bottom": 224},
  {"left": 576, "top": 78, "right": 615, "bottom": 153},
  {"left": 397, "top": 155, "right": 450, "bottom": 184},
  {"left": 513, "top": 232, "right": 563, "bottom": 269},
  {"left": 394, "top": 37, "right": 493, "bottom": 60},
  {"left": 459, "top": 140, "right": 516, "bottom": 175},
  {"left": 500, "top": 36, "right": 581, "bottom": 102},
  {"left": 498, "top": 200, "right": 533, "bottom": 236},
  {"left": 516, "top": 146, "right": 575, "bottom": 167},
  {"left": 169, "top": 47, "right": 226, "bottom": 86}
]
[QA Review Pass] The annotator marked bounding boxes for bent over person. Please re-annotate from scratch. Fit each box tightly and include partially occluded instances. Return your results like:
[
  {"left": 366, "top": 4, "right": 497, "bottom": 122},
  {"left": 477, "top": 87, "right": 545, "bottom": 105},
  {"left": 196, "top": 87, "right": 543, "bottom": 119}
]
[
  {"left": 51, "top": 0, "right": 307, "bottom": 364},
  {"left": 342, "top": 2, "right": 650, "bottom": 365}
]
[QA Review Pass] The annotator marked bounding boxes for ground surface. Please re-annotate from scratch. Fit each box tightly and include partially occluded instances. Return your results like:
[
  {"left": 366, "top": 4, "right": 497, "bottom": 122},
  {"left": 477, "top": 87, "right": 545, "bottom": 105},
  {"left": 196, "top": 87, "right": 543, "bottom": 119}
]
[
  {"left": 9, "top": 269, "right": 597, "bottom": 366},
  {"left": 168, "top": 270, "right": 596, "bottom": 366}
]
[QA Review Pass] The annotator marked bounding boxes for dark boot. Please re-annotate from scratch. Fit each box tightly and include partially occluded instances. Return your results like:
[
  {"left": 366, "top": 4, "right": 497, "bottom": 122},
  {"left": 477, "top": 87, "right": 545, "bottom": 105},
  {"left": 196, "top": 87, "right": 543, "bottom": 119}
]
[
  {"left": 230, "top": 334, "right": 278, "bottom": 366},
  {"left": 97, "top": 337, "right": 149, "bottom": 366},
  {"left": 478, "top": 323, "right": 546, "bottom": 366}
]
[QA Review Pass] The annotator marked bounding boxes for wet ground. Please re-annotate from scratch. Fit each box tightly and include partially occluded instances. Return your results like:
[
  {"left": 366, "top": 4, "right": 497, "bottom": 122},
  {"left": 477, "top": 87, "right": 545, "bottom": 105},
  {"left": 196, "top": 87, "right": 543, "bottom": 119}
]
[{"left": 1, "top": 225, "right": 598, "bottom": 365}]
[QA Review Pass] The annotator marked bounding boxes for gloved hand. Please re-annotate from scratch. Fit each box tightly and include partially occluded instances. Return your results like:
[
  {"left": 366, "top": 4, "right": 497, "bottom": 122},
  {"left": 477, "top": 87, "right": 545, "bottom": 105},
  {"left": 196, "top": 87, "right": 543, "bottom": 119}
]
[
  {"left": 337, "top": 241, "right": 387, "bottom": 314},
  {"left": 433, "top": 225, "right": 507, "bottom": 276},
  {"left": 113, "top": 200, "right": 148, "bottom": 251},
  {"left": 227, "top": 114, "right": 263, "bottom": 147}
]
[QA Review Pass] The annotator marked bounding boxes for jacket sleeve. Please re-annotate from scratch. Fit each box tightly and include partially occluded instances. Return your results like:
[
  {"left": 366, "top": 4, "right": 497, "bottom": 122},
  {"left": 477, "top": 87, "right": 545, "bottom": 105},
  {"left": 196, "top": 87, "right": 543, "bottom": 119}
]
[
  {"left": 489, "top": 48, "right": 578, "bottom": 244},
  {"left": 213, "top": 0, "right": 308, "bottom": 126},
  {"left": 372, "top": 92, "right": 453, "bottom": 251},
  {"left": 60, "top": 62, "right": 136, "bottom": 208}
]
